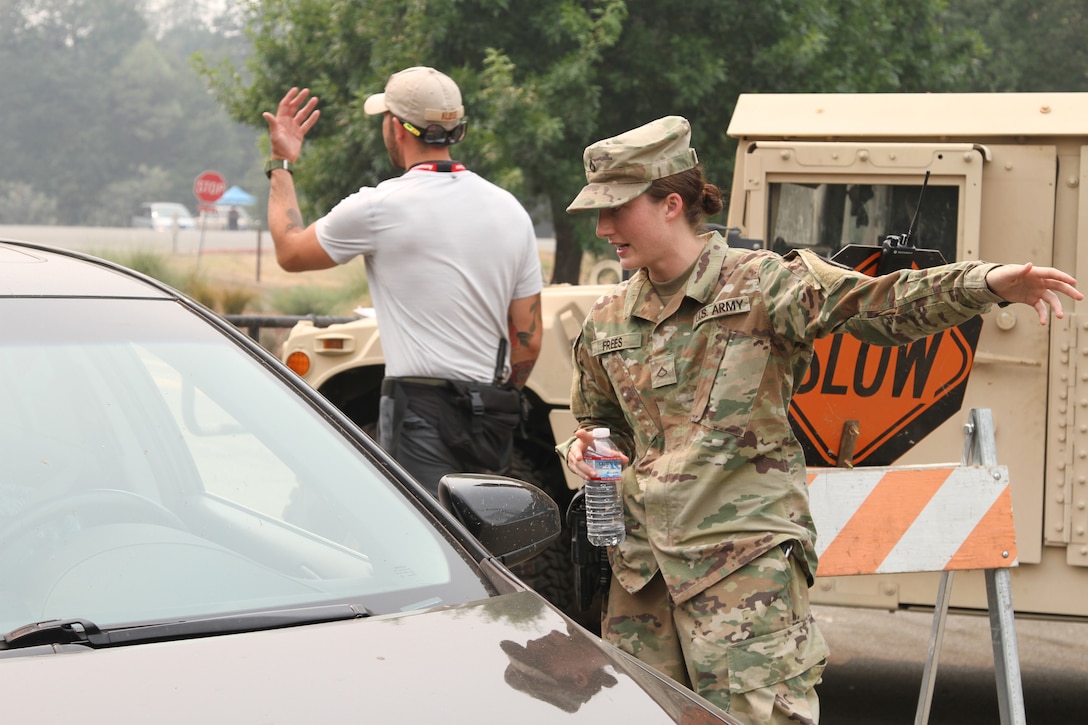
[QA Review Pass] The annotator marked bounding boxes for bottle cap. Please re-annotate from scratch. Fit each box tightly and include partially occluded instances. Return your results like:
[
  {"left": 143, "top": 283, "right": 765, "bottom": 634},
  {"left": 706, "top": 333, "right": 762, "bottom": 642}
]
[{"left": 592, "top": 427, "right": 610, "bottom": 438}]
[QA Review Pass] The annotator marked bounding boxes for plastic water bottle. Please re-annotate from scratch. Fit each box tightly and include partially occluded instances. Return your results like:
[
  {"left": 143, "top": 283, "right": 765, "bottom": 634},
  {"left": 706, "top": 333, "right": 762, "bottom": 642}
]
[{"left": 583, "top": 427, "right": 626, "bottom": 546}]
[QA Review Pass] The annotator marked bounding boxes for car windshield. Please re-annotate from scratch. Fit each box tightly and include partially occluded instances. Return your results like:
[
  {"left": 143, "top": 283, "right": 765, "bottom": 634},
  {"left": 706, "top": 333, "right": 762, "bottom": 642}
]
[{"left": 0, "top": 298, "right": 489, "bottom": 635}]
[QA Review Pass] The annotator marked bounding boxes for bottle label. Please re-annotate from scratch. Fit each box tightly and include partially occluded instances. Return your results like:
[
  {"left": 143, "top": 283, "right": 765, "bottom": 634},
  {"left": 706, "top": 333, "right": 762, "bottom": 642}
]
[{"left": 587, "top": 456, "right": 622, "bottom": 481}]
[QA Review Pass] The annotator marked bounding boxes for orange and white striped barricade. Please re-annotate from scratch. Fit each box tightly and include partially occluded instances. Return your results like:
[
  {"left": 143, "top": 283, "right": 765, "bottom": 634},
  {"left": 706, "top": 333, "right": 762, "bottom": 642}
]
[{"left": 807, "top": 408, "right": 1025, "bottom": 725}]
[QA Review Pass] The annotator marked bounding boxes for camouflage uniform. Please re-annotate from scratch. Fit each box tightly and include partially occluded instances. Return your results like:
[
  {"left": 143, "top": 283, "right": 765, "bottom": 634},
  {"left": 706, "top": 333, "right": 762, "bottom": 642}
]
[{"left": 560, "top": 231, "right": 1005, "bottom": 721}]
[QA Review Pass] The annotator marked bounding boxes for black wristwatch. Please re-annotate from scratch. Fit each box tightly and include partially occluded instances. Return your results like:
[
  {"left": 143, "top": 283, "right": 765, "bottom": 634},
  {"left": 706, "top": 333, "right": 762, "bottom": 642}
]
[{"left": 265, "top": 158, "right": 294, "bottom": 178}]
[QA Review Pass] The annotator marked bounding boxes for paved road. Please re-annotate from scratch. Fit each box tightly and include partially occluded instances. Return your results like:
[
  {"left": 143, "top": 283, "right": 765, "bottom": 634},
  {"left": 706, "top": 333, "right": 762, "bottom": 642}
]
[
  {"left": 815, "top": 604, "right": 1086, "bottom": 723},
  {"left": 0, "top": 224, "right": 267, "bottom": 255}
]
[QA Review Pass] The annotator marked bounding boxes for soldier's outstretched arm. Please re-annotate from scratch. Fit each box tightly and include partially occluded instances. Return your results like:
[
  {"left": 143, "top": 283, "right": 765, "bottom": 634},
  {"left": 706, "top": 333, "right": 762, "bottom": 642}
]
[{"left": 985, "top": 262, "right": 1083, "bottom": 325}]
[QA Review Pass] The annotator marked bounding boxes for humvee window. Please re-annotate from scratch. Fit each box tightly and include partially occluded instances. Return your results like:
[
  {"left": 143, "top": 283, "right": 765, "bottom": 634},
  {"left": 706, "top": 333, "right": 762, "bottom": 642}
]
[{"left": 768, "top": 182, "right": 959, "bottom": 263}]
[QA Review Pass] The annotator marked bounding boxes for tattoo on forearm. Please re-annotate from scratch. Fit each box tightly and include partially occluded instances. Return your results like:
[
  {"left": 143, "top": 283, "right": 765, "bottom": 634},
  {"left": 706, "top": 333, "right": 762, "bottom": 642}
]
[
  {"left": 508, "top": 299, "right": 540, "bottom": 388},
  {"left": 509, "top": 360, "right": 533, "bottom": 388},
  {"left": 286, "top": 208, "right": 304, "bottom": 232},
  {"left": 511, "top": 300, "right": 540, "bottom": 349}
]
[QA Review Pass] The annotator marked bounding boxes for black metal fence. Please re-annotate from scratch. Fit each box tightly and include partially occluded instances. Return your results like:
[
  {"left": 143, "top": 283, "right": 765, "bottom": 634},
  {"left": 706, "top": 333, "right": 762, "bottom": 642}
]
[{"left": 222, "top": 314, "right": 359, "bottom": 341}]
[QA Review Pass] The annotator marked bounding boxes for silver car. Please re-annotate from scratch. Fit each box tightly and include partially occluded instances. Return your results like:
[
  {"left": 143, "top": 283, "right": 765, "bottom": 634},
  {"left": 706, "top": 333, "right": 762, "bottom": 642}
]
[{"left": 0, "top": 240, "right": 737, "bottom": 724}]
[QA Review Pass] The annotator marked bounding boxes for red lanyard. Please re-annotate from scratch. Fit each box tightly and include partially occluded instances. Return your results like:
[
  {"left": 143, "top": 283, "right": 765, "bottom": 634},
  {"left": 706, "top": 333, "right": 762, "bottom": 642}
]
[{"left": 410, "top": 161, "right": 466, "bottom": 172}]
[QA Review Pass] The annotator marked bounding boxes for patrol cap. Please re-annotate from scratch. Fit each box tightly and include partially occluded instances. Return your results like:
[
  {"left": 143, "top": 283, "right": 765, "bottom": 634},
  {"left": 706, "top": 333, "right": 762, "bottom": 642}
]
[
  {"left": 566, "top": 115, "right": 699, "bottom": 213},
  {"left": 363, "top": 66, "right": 465, "bottom": 130}
]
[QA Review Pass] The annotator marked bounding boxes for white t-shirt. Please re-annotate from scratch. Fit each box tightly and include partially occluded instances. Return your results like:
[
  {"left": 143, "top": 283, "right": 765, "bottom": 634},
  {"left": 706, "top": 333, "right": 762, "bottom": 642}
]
[{"left": 315, "top": 165, "right": 543, "bottom": 382}]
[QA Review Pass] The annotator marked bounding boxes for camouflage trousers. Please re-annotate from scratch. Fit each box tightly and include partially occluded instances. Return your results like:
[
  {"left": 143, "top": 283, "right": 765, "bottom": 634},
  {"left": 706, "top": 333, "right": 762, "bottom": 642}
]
[{"left": 602, "top": 543, "right": 829, "bottom": 724}]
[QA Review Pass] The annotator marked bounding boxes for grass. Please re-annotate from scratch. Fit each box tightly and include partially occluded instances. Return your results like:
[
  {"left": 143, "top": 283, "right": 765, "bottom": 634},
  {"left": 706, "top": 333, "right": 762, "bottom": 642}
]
[
  {"left": 95, "top": 247, "right": 370, "bottom": 316},
  {"left": 91, "top": 243, "right": 605, "bottom": 325}
]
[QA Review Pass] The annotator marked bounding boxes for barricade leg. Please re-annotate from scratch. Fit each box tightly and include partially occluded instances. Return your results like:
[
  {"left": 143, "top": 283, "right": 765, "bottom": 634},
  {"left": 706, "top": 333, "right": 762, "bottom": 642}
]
[
  {"left": 912, "top": 409, "right": 1025, "bottom": 725},
  {"left": 967, "top": 409, "right": 1026, "bottom": 725},
  {"left": 986, "top": 568, "right": 1026, "bottom": 725},
  {"left": 914, "top": 571, "right": 954, "bottom": 725}
]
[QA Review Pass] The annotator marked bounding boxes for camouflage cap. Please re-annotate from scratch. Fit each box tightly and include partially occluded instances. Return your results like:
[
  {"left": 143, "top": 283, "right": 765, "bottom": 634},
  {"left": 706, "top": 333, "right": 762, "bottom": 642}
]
[{"left": 566, "top": 116, "right": 699, "bottom": 213}]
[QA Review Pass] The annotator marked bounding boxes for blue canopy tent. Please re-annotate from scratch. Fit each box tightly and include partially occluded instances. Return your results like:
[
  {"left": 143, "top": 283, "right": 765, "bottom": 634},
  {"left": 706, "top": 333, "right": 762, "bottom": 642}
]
[{"left": 215, "top": 185, "right": 257, "bottom": 207}]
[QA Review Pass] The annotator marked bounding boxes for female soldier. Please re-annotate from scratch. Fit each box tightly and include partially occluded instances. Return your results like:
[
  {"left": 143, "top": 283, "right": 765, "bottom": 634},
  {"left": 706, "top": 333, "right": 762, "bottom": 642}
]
[{"left": 558, "top": 115, "right": 1081, "bottom": 724}]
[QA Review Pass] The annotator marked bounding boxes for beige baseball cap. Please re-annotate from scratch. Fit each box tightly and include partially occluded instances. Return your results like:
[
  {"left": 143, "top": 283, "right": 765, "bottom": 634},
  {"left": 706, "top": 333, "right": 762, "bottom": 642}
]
[
  {"left": 567, "top": 116, "right": 699, "bottom": 213},
  {"left": 363, "top": 66, "right": 465, "bottom": 130}
]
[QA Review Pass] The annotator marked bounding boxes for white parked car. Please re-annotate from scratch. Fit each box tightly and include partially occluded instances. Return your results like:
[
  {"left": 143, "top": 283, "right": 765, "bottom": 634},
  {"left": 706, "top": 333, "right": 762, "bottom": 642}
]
[{"left": 130, "top": 201, "right": 195, "bottom": 231}]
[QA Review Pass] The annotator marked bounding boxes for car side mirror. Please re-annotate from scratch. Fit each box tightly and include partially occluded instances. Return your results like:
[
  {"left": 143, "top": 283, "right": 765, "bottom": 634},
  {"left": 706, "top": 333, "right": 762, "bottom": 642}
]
[{"left": 437, "top": 474, "right": 561, "bottom": 566}]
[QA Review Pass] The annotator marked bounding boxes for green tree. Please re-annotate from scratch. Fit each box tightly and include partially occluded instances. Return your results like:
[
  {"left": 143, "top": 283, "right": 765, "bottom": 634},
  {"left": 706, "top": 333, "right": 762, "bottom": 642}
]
[
  {"left": 0, "top": 0, "right": 263, "bottom": 226},
  {"left": 0, "top": 183, "right": 59, "bottom": 225},
  {"left": 210, "top": 0, "right": 986, "bottom": 283},
  {"left": 0, "top": 0, "right": 148, "bottom": 223},
  {"left": 949, "top": 0, "right": 1088, "bottom": 91}
]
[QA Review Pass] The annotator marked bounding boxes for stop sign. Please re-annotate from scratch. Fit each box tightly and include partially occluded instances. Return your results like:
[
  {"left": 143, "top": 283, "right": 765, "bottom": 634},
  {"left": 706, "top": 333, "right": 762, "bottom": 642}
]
[{"left": 193, "top": 170, "right": 226, "bottom": 204}]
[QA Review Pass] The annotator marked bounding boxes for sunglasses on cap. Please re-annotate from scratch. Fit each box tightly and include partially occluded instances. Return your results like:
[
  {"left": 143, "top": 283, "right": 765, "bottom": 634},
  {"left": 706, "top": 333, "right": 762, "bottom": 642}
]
[{"left": 394, "top": 116, "right": 467, "bottom": 145}]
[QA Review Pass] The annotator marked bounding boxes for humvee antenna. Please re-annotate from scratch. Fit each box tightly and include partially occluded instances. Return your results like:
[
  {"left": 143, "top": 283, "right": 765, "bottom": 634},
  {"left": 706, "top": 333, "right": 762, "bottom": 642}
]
[{"left": 900, "top": 170, "right": 931, "bottom": 249}]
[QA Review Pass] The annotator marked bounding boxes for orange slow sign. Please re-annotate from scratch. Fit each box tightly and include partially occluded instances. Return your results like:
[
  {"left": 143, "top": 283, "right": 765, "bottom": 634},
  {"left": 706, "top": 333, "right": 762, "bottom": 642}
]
[{"left": 787, "top": 245, "right": 983, "bottom": 467}]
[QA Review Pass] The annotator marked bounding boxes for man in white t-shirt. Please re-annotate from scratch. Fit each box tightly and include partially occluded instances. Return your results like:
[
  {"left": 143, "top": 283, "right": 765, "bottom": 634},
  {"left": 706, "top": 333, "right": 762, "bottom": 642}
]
[{"left": 262, "top": 66, "right": 544, "bottom": 495}]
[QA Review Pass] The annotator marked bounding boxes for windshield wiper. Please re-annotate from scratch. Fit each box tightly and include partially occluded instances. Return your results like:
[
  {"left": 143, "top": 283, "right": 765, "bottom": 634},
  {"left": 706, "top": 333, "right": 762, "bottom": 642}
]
[
  {"left": 3, "top": 618, "right": 107, "bottom": 648},
  {"left": 1, "top": 603, "right": 372, "bottom": 650}
]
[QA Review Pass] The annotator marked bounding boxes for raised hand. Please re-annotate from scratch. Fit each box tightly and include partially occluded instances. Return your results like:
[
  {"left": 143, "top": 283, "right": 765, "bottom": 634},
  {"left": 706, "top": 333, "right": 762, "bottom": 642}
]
[{"left": 262, "top": 87, "right": 321, "bottom": 163}]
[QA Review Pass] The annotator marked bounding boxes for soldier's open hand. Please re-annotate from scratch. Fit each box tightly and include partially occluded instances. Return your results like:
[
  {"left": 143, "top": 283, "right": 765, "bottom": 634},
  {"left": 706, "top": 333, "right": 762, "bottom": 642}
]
[{"left": 986, "top": 262, "right": 1083, "bottom": 325}]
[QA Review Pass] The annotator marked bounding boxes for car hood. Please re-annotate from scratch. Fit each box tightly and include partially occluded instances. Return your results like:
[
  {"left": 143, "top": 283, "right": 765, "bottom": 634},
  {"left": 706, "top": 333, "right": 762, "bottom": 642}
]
[{"left": 0, "top": 591, "right": 733, "bottom": 723}]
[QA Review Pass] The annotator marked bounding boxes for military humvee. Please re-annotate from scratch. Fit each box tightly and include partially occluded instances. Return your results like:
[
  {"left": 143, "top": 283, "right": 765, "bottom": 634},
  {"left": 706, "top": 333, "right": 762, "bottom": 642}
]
[{"left": 281, "top": 92, "right": 1088, "bottom": 622}]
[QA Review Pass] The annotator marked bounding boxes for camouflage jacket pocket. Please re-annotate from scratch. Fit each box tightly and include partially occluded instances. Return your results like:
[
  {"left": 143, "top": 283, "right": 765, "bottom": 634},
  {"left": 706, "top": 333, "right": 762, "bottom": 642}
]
[
  {"left": 726, "top": 614, "right": 829, "bottom": 694},
  {"left": 595, "top": 344, "right": 663, "bottom": 445},
  {"left": 691, "top": 328, "right": 769, "bottom": 435}
]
